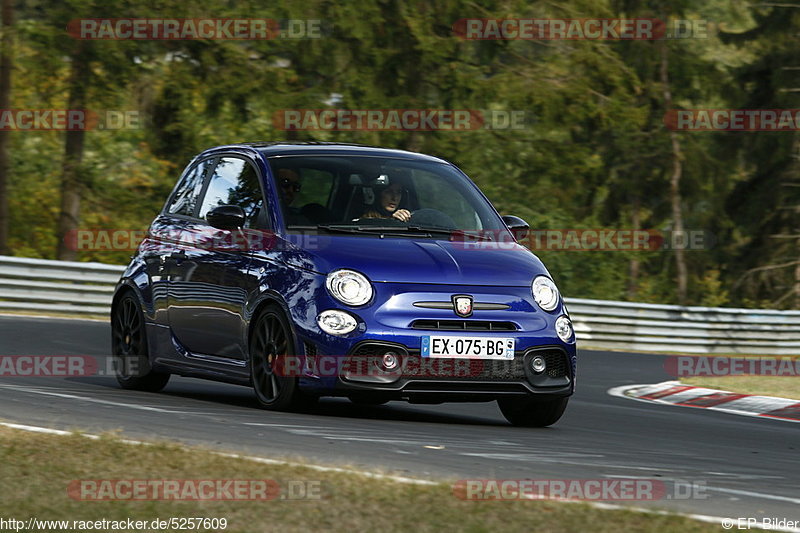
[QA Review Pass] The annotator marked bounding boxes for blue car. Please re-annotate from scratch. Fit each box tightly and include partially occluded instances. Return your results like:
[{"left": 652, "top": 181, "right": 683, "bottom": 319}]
[{"left": 112, "top": 142, "right": 576, "bottom": 426}]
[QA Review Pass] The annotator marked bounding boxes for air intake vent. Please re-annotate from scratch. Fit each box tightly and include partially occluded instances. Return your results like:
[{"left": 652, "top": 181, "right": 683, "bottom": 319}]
[
  {"left": 540, "top": 350, "right": 568, "bottom": 378},
  {"left": 411, "top": 320, "right": 517, "bottom": 331}
]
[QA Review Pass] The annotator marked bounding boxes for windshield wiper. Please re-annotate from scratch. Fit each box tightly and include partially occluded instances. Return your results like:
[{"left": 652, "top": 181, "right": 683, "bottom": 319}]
[
  {"left": 406, "top": 226, "right": 494, "bottom": 241},
  {"left": 292, "top": 224, "right": 494, "bottom": 241},
  {"left": 307, "top": 224, "right": 429, "bottom": 237},
  {"left": 316, "top": 224, "right": 411, "bottom": 233}
]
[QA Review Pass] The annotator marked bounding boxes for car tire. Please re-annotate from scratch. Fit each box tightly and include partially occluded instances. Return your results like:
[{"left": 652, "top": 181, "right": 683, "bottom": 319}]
[
  {"left": 250, "top": 305, "right": 317, "bottom": 411},
  {"left": 497, "top": 396, "right": 569, "bottom": 427},
  {"left": 112, "top": 293, "right": 170, "bottom": 392}
]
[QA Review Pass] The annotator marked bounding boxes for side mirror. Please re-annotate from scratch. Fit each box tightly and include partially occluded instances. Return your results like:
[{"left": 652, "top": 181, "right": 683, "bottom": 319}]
[
  {"left": 502, "top": 215, "right": 529, "bottom": 241},
  {"left": 207, "top": 205, "right": 246, "bottom": 230}
]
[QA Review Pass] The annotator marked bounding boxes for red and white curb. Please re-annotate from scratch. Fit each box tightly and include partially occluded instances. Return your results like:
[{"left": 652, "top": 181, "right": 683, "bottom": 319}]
[{"left": 608, "top": 381, "right": 800, "bottom": 423}]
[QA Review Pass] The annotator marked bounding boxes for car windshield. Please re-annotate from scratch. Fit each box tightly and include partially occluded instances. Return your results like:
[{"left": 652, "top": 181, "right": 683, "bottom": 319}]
[{"left": 267, "top": 155, "right": 511, "bottom": 238}]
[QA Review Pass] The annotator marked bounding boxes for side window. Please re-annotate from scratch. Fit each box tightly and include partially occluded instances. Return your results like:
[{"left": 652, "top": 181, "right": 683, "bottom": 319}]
[
  {"left": 166, "top": 159, "right": 212, "bottom": 216},
  {"left": 268, "top": 160, "right": 336, "bottom": 225},
  {"left": 198, "top": 157, "right": 266, "bottom": 228},
  {"left": 293, "top": 168, "right": 335, "bottom": 208}
]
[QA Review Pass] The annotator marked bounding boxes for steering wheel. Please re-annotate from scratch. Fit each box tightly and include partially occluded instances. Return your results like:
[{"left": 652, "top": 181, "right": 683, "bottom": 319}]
[{"left": 408, "top": 208, "right": 457, "bottom": 229}]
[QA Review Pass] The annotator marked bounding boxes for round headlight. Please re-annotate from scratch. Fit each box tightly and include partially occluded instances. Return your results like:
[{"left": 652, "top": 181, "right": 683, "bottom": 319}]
[
  {"left": 326, "top": 269, "right": 373, "bottom": 306},
  {"left": 532, "top": 276, "right": 560, "bottom": 312},
  {"left": 317, "top": 309, "right": 358, "bottom": 335},
  {"left": 555, "top": 315, "right": 574, "bottom": 343}
]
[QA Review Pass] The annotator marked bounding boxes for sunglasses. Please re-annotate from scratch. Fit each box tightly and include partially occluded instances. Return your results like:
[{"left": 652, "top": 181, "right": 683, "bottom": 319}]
[{"left": 279, "top": 178, "right": 301, "bottom": 192}]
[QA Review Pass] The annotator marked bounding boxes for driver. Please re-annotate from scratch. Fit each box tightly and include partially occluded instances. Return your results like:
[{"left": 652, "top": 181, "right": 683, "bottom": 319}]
[
  {"left": 276, "top": 168, "right": 310, "bottom": 225},
  {"left": 361, "top": 182, "right": 412, "bottom": 222}
]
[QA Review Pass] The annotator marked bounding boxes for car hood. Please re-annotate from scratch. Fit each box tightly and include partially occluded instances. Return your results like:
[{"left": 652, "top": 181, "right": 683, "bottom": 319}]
[{"left": 285, "top": 234, "right": 550, "bottom": 286}]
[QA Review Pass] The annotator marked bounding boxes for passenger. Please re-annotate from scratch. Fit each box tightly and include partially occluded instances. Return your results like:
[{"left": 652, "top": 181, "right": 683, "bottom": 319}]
[{"left": 361, "top": 182, "right": 412, "bottom": 222}]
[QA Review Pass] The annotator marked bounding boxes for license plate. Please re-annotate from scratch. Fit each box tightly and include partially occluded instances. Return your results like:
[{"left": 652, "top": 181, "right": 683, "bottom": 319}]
[{"left": 421, "top": 336, "right": 515, "bottom": 360}]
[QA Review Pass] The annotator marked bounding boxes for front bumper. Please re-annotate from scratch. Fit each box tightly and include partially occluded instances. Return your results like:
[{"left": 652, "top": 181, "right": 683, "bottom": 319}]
[
  {"left": 339, "top": 343, "right": 572, "bottom": 402},
  {"left": 299, "top": 340, "right": 574, "bottom": 401},
  {"left": 294, "top": 282, "right": 577, "bottom": 400}
]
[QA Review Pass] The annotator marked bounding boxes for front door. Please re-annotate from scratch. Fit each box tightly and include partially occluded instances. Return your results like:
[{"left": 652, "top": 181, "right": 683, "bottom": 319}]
[{"left": 168, "top": 156, "right": 266, "bottom": 359}]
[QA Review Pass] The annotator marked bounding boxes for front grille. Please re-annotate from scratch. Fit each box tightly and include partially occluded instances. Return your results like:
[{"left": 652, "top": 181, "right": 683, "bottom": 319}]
[
  {"left": 403, "top": 382, "right": 529, "bottom": 393},
  {"left": 403, "top": 354, "right": 527, "bottom": 381},
  {"left": 350, "top": 342, "right": 406, "bottom": 357},
  {"left": 304, "top": 342, "right": 317, "bottom": 357},
  {"left": 344, "top": 344, "right": 570, "bottom": 384},
  {"left": 411, "top": 320, "right": 517, "bottom": 331}
]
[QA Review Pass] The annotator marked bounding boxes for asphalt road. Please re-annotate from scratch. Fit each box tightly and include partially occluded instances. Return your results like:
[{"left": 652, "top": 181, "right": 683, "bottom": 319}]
[{"left": 0, "top": 315, "right": 798, "bottom": 521}]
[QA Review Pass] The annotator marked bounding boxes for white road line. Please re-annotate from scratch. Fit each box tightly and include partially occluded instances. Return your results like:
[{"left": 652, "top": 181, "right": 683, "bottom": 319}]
[
  {"left": 0, "top": 422, "right": 75, "bottom": 436},
  {"left": 579, "top": 502, "right": 800, "bottom": 533},
  {"left": 0, "top": 421, "right": 438, "bottom": 486},
  {"left": 0, "top": 421, "right": 795, "bottom": 531},
  {"left": 0, "top": 384, "right": 190, "bottom": 414},
  {"left": 601, "top": 474, "right": 798, "bottom": 505},
  {"left": 0, "top": 312, "right": 107, "bottom": 323},
  {"left": 213, "top": 452, "right": 440, "bottom": 485},
  {"left": 704, "top": 486, "right": 800, "bottom": 505},
  {"left": 241, "top": 423, "right": 334, "bottom": 429},
  {"left": 457, "top": 452, "right": 678, "bottom": 471},
  {"left": 243, "top": 423, "right": 538, "bottom": 450}
]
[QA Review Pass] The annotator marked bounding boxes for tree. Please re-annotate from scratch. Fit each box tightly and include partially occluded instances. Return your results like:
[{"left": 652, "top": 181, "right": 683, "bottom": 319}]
[
  {"left": 723, "top": 2, "right": 800, "bottom": 308},
  {"left": 0, "top": 0, "right": 13, "bottom": 255},
  {"left": 55, "top": 40, "right": 89, "bottom": 261}
]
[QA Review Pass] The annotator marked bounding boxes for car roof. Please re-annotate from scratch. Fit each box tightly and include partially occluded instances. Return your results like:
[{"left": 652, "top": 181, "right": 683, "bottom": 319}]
[{"left": 199, "top": 142, "right": 450, "bottom": 164}]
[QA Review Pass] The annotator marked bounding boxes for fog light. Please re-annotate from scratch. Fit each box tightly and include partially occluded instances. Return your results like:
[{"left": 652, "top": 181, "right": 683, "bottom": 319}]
[
  {"left": 381, "top": 351, "right": 400, "bottom": 371},
  {"left": 530, "top": 355, "right": 546, "bottom": 374},
  {"left": 555, "top": 315, "right": 574, "bottom": 342},
  {"left": 317, "top": 310, "right": 358, "bottom": 335}
]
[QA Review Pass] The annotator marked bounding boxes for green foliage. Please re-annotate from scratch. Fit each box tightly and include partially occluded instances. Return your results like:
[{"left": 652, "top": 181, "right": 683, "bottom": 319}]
[{"left": 1, "top": 0, "right": 798, "bottom": 307}]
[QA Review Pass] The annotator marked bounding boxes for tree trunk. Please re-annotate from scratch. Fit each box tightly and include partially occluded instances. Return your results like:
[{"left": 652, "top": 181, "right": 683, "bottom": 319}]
[
  {"left": 795, "top": 235, "right": 800, "bottom": 309},
  {"left": 0, "top": 0, "right": 13, "bottom": 255},
  {"left": 627, "top": 194, "right": 641, "bottom": 299},
  {"left": 56, "top": 44, "right": 89, "bottom": 261},
  {"left": 660, "top": 41, "right": 688, "bottom": 305}
]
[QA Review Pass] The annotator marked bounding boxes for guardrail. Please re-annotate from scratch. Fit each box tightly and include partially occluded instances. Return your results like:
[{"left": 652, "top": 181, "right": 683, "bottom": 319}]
[
  {"left": 567, "top": 299, "right": 800, "bottom": 355},
  {"left": 0, "top": 255, "right": 798, "bottom": 354},
  {"left": 0, "top": 255, "right": 124, "bottom": 315}
]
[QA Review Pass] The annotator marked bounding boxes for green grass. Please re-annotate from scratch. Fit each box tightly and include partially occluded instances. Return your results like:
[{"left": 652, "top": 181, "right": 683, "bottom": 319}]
[
  {"left": 680, "top": 376, "right": 800, "bottom": 401},
  {"left": 0, "top": 310, "right": 108, "bottom": 321},
  {"left": 0, "top": 425, "right": 723, "bottom": 533}
]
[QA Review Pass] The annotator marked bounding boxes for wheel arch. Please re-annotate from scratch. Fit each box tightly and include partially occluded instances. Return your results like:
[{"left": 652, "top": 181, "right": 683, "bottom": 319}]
[
  {"left": 247, "top": 291, "right": 301, "bottom": 354},
  {"left": 111, "top": 281, "right": 160, "bottom": 361},
  {"left": 111, "top": 281, "right": 143, "bottom": 321}
]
